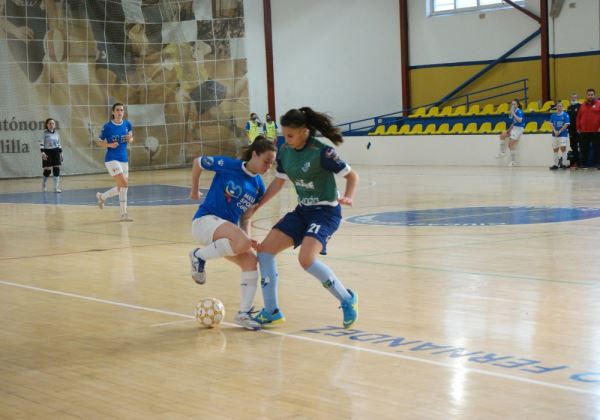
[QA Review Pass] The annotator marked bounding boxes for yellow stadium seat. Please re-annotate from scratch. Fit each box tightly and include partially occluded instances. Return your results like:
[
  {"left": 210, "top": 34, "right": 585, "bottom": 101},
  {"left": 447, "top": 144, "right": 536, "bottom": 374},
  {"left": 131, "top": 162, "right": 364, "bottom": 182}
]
[
  {"left": 408, "top": 107, "right": 427, "bottom": 118},
  {"left": 561, "top": 99, "right": 569, "bottom": 109},
  {"left": 539, "top": 121, "right": 553, "bottom": 133},
  {"left": 398, "top": 124, "right": 411, "bottom": 135},
  {"left": 478, "top": 122, "right": 493, "bottom": 134},
  {"left": 436, "top": 123, "right": 450, "bottom": 134},
  {"left": 464, "top": 122, "right": 478, "bottom": 133},
  {"left": 439, "top": 106, "right": 453, "bottom": 117},
  {"left": 525, "top": 102, "right": 540, "bottom": 113},
  {"left": 493, "top": 103, "right": 509, "bottom": 115},
  {"left": 426, "top": 106, "right": 440, "bottom": 117},
  {"left": 368, "top": 125, "right": 386, "bottom": 136},
  {"left": 479, "top": 104, "right": 495, "bottom": 115},
  {"left": 540, "top": 101, "right": 555, "bottom": 112},
  {"left": 492, "top": 121, "right": 507, "bottom": 133},
  {"left": 385, "top": 124, "right": 399, "bottom": 135},
  {"left": 466, "top": 104, "right": 480, "bottom": 116},
  {"left": 452, "top": 105, "right": 467, "bottom": 116},
  {"left": 524, "top": 121, "right": 538, "bottom": 133},
  {"left": 409, "top": 124, "right": 423, "bottom": 135},
  {"left": 424, "top": 123, "right": 437, "bottom": 134},
  {"left": 449, "top": 122, "right": 464, "bottom": 134}
]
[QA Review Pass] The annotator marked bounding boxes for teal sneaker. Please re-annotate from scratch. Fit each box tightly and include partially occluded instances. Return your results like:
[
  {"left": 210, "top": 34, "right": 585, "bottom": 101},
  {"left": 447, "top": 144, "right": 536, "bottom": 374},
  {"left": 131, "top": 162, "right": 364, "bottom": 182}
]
[
  {"left": 340, "top": 289, "right": 358, "bottom": 329},
  {"left": 254, "top": 308, "right": 286, "bottom": 325}
]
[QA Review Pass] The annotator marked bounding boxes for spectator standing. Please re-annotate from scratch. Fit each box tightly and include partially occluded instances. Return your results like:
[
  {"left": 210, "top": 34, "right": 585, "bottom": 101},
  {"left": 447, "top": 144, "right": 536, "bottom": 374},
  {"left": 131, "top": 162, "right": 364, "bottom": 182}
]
[
  {"left": 576, "top": 89, "right": 600, "bottom": 168},
  {"left": 244, "top": 113, "right": 262, "bottom": 144}
]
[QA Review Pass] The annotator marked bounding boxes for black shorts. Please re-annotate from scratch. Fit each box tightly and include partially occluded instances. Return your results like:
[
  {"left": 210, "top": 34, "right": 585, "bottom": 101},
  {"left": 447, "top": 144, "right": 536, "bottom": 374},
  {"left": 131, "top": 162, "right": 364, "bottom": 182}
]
[{"left": 42, "top": 149, "right": 62, "bottom": 168}]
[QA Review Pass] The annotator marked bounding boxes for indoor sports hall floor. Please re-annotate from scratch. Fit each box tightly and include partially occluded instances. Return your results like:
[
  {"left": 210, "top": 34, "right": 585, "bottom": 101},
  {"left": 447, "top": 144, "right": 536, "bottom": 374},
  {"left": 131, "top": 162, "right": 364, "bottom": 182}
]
[{"left": 1, "top": 165, "right": 599, "bottom": 419}]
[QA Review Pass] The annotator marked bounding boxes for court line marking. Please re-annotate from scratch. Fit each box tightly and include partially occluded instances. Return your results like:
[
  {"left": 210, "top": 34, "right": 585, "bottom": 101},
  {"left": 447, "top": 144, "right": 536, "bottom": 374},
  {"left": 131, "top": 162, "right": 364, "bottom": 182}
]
[{"left": 1, "top": 279, "right": 598, "bottom": 397}]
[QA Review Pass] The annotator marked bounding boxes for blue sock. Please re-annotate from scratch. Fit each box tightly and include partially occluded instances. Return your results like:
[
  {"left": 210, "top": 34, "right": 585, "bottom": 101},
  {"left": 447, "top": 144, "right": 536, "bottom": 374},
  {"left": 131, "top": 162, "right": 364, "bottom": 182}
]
[
  {"left": 305, "top": 260, "right": 351, "bottom": 302},
  {"left": 258, "top": 252, "right": 279, "bottom": 312}
]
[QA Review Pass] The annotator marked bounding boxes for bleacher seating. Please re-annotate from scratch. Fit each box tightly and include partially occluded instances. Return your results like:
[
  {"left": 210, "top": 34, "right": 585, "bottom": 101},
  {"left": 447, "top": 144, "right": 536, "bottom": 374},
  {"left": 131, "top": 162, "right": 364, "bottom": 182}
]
[
  {"left": 366, "top": 99, "right": 558, "bottom": 136},
  {"left": 524, "top": 121, "right": 538, "bottom": 133}
]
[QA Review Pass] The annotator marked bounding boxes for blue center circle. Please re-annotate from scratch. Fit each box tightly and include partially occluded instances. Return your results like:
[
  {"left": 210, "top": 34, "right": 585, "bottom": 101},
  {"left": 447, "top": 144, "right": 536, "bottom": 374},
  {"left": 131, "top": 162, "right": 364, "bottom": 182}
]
[{"left": 346, "top": 206, "right": 600, "bottom": 226}]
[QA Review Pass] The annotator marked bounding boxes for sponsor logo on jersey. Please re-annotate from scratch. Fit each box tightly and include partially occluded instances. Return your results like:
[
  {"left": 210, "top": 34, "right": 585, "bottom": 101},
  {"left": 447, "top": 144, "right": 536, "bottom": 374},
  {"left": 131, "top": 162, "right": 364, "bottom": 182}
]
[
  {"left": 301, "top": 162, "right": 311, "bottom": 172},
  {"left": 224, "top": 180, "right": 242, "bottom": 202},
  {"left": 218, "top": 159, "right": 224, "bottom": 166},
  {"left": 295, "top": 179, "right": 315, "bottom": 190}
]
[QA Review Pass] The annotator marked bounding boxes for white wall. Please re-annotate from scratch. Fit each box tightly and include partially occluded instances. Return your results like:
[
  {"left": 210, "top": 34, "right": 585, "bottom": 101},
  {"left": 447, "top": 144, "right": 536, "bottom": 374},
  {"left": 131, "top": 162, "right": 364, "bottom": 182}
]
[
  {"left": 245, "top": 0, "right": 402, "bottom": 124},
  {"left": 335, "top": 134, "right": 553, "bottom": 168}
]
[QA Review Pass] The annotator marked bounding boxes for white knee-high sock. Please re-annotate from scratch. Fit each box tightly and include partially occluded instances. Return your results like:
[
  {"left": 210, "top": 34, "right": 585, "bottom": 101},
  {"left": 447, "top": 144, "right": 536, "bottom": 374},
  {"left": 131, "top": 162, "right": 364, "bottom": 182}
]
[
  {"left": 101, "top": 186, "right": 119, "bottom": 201},
  {"left": 194, "top": 238, "right": 235, "bottom": 260},
  {"left": 119, "top": 187, "right": 128, "bottom": 214},
  {"left": 240, "top": 270, "right": 258, "bottom": 312}
]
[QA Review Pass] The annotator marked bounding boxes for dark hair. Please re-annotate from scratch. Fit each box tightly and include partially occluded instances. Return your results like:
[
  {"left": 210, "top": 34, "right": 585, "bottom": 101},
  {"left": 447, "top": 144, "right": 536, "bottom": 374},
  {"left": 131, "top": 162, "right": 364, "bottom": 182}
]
[
  {"left": 512, "top": 99, "right": 522, "bottom": 109},
  {"left": 44, "top": 118, "right": 56, "bottom": 130},
  {"left": 111, "top": 102, "right": 124, "bottom": 119},
  {"left": 280, "top": 107, "right": 343, "bottom": 145},
  {"left": 587, "top": 88, "right": 596, "bottom": 95},
  {"left": 240, "top": 135, "right": 276, "bottom": 161}
]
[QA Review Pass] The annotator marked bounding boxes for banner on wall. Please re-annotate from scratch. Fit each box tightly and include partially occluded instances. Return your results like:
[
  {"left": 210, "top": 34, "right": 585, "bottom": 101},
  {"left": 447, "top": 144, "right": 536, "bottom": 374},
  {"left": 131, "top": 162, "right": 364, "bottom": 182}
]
[{"left": 0, "top": 0, "right": 249, "bottom": 178}]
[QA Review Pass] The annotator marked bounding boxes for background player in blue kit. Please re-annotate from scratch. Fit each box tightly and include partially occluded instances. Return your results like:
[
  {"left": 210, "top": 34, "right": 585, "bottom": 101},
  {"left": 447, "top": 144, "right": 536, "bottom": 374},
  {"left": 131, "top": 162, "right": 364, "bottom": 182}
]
[
  {"left": 95, "top": 103, "right": 134, "bottom": 222},
  {"left": 252, "top": 107, "right": 359, "bottom": 329},
  {"left": 188, "top": 136, "right": 276, "bottom": 330},
  {"left": 497, "top": 99, "right": 525, "bottom": 166},
  {"left": 549, "top": 101, "right": 570, "bottom": 170}
]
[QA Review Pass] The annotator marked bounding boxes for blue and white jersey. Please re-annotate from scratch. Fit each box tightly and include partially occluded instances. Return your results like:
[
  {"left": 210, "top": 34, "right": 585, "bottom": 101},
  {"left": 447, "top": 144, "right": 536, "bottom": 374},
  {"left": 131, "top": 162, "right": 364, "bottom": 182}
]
[
  {"left": 99, "top": 119, "right": 133, "bottom": 163},
  {"left": 550, "top": 112, "right": 570, "bottom": 137},
  {"left": 511, "top": 108, "right": 525, "bottom": 128},
  {"left": 193, "top": 156, "right": 266, "bottom": 224}
]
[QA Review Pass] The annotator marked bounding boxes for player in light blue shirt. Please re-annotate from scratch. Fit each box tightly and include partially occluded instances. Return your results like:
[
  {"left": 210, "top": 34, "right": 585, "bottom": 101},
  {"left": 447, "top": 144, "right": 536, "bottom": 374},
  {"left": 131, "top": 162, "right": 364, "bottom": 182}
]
[
  {"left": 188, "top": 136, "right": 276, "bottom": 330},
  {"left": 549, "top": 101, "right": 570, "bottom": 170},
  {"left": 95, "top": 103, "right": 134, "bottom": 221}
]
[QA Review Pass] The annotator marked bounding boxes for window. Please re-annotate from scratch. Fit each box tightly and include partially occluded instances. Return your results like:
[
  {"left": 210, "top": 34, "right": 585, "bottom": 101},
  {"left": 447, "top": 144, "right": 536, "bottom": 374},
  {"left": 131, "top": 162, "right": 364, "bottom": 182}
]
[{"left": 430, "top": 0, "right": 525, "bottom": 15}]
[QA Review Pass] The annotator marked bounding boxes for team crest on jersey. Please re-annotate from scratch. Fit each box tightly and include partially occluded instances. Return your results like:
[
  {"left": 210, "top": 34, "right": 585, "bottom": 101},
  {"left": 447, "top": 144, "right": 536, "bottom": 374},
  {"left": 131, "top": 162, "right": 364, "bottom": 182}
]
[
  {"left": 218, "top": 159, "right": 225, "bottom": 166},
  {"left": 295, "top": 179, "right": 315, "bottom": 190},
  {"left": 301, "top": 162, "right": 311, "bottom": 172},
  {"left": 224, "top": 180, "right": 242, "bottom": 202}
]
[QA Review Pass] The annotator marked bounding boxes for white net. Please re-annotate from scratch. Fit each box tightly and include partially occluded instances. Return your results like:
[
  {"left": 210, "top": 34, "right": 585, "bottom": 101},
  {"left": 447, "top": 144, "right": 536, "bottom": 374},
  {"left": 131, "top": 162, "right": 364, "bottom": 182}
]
[{"left": 0, "top": 0, "right": 249, "bottom": 177}]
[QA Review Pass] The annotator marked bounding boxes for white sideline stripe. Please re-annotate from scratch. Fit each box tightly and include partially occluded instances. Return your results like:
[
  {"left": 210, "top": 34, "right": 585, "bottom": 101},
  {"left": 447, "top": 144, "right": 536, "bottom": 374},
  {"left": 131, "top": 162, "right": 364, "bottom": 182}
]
[
  {"left": 151, "top": 319, "right": 197, "bottom": 327},
  {"left": 1, "top": 279, "right": 597, "bottom": 397}
]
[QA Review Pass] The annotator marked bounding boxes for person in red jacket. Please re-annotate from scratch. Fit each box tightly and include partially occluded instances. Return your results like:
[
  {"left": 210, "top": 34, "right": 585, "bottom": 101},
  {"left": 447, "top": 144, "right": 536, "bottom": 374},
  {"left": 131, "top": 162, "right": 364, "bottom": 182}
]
[{"left": 576, "top": 88, "right": 600, "bottom": 168}]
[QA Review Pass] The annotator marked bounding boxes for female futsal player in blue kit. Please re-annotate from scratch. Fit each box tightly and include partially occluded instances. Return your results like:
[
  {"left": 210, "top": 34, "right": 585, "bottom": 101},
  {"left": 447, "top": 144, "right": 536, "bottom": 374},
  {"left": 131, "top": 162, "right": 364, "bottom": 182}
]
[
  {"left": 95, "top": 103, "right": 134, "bottom": 221},
  {"left": 188, "top": 136, "right": 276, "bottom": 330}
]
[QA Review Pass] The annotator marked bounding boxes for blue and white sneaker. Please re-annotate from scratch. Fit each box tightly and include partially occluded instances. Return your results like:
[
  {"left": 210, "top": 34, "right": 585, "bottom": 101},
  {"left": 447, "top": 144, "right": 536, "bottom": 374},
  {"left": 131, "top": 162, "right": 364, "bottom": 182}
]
[
  {"left": 189, "top": 248, "right": 206, "bottom": 285},
  {"left": 254, "top": 308, "right": 286, "bottom": 325},
  {"left": 340, "top": 289, "right": 358, "bottom": 329}
]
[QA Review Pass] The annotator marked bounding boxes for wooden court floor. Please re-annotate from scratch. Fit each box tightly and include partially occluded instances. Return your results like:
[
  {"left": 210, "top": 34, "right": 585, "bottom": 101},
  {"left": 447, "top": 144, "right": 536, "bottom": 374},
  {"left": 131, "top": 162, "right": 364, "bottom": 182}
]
[{"left": 1, "top": 165, "right": 600, "bottom": 419}]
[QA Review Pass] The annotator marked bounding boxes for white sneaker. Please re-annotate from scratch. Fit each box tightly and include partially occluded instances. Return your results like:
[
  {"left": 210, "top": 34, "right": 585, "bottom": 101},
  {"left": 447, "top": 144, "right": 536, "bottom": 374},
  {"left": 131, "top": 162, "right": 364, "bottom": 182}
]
[
  {"left": 189, "top": 248, "right": 206, "bottom": 285},
  {"left": 96, "top": 192, "right": 105, "bottom": 209},
  {"left": 55, "top": 188, "right": 62, "bottom": 193},
  {"left": 495, "top": 152, "right": 505, "bottom": 159},
  {"left": 508, "top": 161, "right": 517, "bottom": 167},
  {"left": 234, "top": 311, "right": 261, "bottom": 330},
  {"left": 42, "top": 179, "right": 47, "bottom": 192},
  {"left": 120, "top": 213, "right": 133, "bottom": 222}
]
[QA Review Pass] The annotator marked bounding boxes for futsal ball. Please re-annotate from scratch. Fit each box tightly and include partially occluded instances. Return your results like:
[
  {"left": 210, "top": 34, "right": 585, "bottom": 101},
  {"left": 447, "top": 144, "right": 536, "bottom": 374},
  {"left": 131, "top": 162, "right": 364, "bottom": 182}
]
[{"left": 195, "top": 297, "right": 225, "bottom": 328}]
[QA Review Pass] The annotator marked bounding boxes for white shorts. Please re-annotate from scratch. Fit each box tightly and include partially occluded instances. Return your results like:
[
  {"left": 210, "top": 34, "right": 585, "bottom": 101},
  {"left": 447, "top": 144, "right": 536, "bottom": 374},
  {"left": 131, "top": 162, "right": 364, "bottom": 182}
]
[
  {"left": 105, "top": 161, "right": 129, "bottom": 177},
  {"left": 552, "top": 136, "right": 568, "bottom": 148},
  {"left": 192, "top": 215, "right": 227, "bottom": 245},
  {"left": 509, "top": 126, "right": 524, "bottom": 141}
]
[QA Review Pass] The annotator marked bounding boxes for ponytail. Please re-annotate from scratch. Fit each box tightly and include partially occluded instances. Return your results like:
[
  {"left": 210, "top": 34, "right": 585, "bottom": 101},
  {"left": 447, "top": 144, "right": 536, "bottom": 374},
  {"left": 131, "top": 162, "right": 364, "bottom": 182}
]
[
  {"left": 240, "top": 135, "right": 276, "bottom": 161},
  {"left": 280, "top": 107, "right": 343, "bottom": 145}
]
